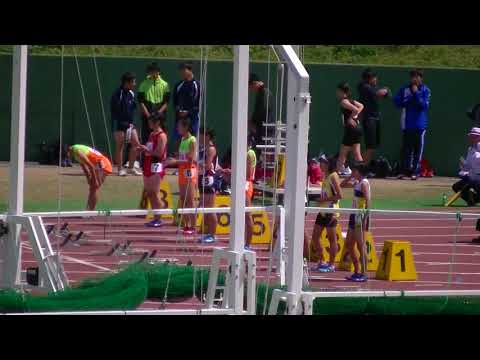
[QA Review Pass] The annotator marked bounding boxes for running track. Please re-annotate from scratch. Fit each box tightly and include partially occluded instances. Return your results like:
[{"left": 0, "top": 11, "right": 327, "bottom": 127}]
[{"left": 19, "top": 210, "right": 480, "bottom": 310}]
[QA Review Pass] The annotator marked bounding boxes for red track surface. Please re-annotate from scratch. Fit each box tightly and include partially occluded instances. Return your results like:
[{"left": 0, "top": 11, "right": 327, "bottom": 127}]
[{"left": 19, "top": 210, "right": 480, "bottom": 310}]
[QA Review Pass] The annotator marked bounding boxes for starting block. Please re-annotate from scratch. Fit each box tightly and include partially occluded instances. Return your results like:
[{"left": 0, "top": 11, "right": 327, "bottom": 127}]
[
  {"left": 307, "top": 224, "right": 345, "bottom": 263},
  {"left": 196, "top": 195, "right": 272, "bottom": 244},
  {"left": 144, "top": 180, "right": 174, "bottom": 221},
  {"left": 376, "top": 240, "right": 417, "bottom": 281},
  {"left": 338, "top": 231, "right": 378, "bottom": 272}
]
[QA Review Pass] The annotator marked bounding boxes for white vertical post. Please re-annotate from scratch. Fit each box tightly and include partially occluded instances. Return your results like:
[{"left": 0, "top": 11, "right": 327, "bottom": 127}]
[
  {"left": 229, "top": 45, "right": 249, "bottom": 313},
  {"left": 275, "top": 45, "right": 310, "bottom": 314},
  {"left": 1, "top": 45, "right": 28, "bottom": 288}
]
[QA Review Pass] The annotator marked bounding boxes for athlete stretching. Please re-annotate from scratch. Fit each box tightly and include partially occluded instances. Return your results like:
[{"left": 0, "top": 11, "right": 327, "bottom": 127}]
[{"left": 68, "top": 145, "right": 113, "bottom": 210}]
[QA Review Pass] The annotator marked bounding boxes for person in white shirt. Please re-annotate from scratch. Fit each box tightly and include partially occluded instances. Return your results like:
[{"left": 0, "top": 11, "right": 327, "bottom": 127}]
[{"left": 452, "top": 127, "right": 480, "bottom": 206}]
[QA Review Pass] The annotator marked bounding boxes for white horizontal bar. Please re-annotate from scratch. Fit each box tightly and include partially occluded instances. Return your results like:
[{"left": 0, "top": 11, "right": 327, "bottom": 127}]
[
  {"left": 305, "top": 207, "right": 480, "bottom": 218},
  {"left": 305, "top": 290, "right": 480, "bottom": 299},
  {"left": 2, "top": 206, "right": 276, "bottom": 219},
  {"left": 3, "top": 308, "right": 235, "bottom": 316}
]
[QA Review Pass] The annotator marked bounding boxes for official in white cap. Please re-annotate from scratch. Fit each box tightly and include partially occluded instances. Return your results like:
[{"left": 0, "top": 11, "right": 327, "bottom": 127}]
[{"left": 453, "top": 128, "right": 480, "bottom": 206}]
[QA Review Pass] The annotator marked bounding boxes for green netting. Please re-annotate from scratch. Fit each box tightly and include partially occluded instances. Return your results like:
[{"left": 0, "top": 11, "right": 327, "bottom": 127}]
[
  {"left": 259, "top": 286, "right": 480, "bottom": 315},
  {"left": 0, "top": 289, "right": 26, "bottom": 313},
  {"left": 255, "top": 283, "right": 286, "bottom": 315},
  {"left": 140, "top": 262, "right": 225, "bottom": 300},
  {"left": 0, "top": 263, "right": 225, "bottom": 313},
  {"left": 2, "top": 262, "right": 480, "bottom": 314}
]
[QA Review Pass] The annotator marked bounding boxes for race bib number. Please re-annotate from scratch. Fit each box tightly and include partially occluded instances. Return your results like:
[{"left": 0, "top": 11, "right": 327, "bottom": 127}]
[
  {"left": 202, "top": 175, "right": 214, "bottom": 187},
  {"left": 151, "top": 162, "right": 163, "bottom": 174},
  {"left": 184, "top": 169, "right": 193, "bottom": 178}
]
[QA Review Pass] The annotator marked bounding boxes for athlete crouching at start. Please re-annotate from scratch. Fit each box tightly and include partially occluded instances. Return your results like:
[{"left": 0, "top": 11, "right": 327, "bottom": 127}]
[
  {"left": 341, "top": 162, "right": 371, "bottom": 283},
  {"left": 164, "top": 117, "right": 198, "bottom": 235},
  {"left": 137, "top": 114, "right": 168, "bottom": 228},
  {"left": 68, "top": 145, "right": 113, "bottom": 211}
]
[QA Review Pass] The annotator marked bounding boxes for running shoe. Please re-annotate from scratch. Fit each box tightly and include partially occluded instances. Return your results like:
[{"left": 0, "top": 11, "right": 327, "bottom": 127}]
[
  {"left": 338, "top": 166, "right": 352, "bottom": 178},
  {"left": 183, "top": 227, "right": 195, "bottom": 236},
  {"left": 118, "top": 168, "right": 127, "bottom": 177},
  {"left": 199, "top": 234, "right": 216, "bottom": 244},
  {"left": 411, "top": 175, "right": 418, "bottom": 181},
  {"left": 244, "top": 245, "right": 253, "bottom": 251},
  {"left": 128, "top": 168, "right": 143, "bottom": 176},
  {"left": 311, "top": 263, "right": 335, "bottom": 273},
  {"left": 145, "top": 219, "right": 163, "bottom": 228},
  {"left": 346, "top": 273, "right": 368, "bottom": 282},
  {"left": 397, "top": 174, "right": 405, "bottom": 180}
]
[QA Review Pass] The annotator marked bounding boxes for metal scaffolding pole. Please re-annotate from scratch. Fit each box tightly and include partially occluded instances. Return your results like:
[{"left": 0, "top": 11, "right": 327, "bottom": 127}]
[
  {"left": 1, "top": 45, "right": 28, "bottom": 288},
  {"left": 228, "top": 45, "right": 249, "bottom": 313},
  {"left": 274, "top": 45, "right": 310, "bottom": 314}
]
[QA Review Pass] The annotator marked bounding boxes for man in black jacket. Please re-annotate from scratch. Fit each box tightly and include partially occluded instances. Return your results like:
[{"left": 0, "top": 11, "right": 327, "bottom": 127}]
[
  {"left": 248, "top": 73, "right": 276, "bottom": 146},
  {"left": 110, "top": 72, "right": 142, "bottom": 176},
  {"left": 357, "top": 68, "right": 390, "bottom": 170},
  {"left": 173, "top": 62, "right": 200, "bottom": 148}
]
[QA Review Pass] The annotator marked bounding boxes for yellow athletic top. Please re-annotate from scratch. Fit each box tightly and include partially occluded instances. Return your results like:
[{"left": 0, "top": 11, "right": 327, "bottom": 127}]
[{"left": 318, "top": 172, "right": 340, "bottom": 218}]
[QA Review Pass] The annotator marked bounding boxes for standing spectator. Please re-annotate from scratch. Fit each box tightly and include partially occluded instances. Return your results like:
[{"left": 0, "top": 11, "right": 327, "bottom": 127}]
[
  {"left": 110, "top": 72, "right": 142, "bottom": 176},
  {"left": 357, "top": 68, "right": 390, "bottom": 171},
  {"left": 173, "top": 62, "right": 201, "bottom": 149},
  {"left": 138, "top": 62, "right": 170, "bottom": 145},
  {"left": 335, "top": 82, "right": 364, "bottom": 176},
  {"left": 394, "top": 69, "right": 431, "bottom": 181},
  {"left": 248, "top": 73, "right": 276, "bottom": 146}
]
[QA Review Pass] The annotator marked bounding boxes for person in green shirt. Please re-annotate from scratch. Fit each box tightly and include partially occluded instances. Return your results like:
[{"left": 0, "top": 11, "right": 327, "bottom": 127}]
[{"left": 138, "top": 62, "right": 171, "bottom": 145}]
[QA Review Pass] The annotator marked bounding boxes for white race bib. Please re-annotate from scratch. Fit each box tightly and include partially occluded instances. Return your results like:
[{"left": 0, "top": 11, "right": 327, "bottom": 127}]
[
  {"left": 202, "top": 175, "right": 214, "bottom": 187},
  {"left": 151, "top": 163, "right": 163, "bottom": 174}
]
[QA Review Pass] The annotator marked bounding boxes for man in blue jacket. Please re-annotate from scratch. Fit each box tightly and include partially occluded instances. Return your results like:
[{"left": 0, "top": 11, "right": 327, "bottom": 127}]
[{"left": 394, "top": 69, "right": 431, "bottom": 180}]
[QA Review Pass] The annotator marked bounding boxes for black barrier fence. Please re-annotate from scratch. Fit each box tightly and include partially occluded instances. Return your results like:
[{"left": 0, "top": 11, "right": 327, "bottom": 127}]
[{"left": 0, "top": 54, "right": 478, "bottom": 175}]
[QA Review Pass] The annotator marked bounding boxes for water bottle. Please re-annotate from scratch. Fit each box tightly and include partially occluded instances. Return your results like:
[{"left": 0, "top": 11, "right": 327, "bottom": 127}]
[{"left": 442, "top": 193, "right": 447, "bottom": 206}]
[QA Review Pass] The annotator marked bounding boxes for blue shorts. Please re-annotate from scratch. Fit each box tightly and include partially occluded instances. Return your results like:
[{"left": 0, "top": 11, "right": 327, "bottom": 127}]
[{"left": 174, "top": 113, "right": 200, "bottom": 140}]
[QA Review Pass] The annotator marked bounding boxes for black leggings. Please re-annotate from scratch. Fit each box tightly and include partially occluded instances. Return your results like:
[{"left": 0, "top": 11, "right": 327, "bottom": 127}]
[{"left": 452, "top": 177, "right": 480, "bottom": 205}]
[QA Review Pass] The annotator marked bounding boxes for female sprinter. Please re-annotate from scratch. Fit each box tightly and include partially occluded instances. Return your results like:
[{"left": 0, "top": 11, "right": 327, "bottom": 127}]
[
  {"left": 219, "top": 136, "right": 256, "bottom": 250},
  {"left": 310, "top": 155, "right": 343, "bottom": 273},
  {"left": 68, "top": 145, "right": 113, "bottom": 210},
  {"left": 198, "top": 127, "right": 219, "bottom": 244},
  {"left": 164, "top": 117, "right": 198, "bottom": 235},
  {"left": 137, "top": 114, "right": 168, "bottom": 228},
  {"left": 245, "top": 137, "right": 256, "bottom": 250},
  {"left": 336, "top": 82, "right": 365, "bottom": 176},
  {"left": 341, "top": 162, "right": 371, "bottom": 282}
]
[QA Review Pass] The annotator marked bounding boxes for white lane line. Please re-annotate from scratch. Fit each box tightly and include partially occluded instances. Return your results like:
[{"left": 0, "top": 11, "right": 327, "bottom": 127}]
[
  {"left": 61, "top": 256, "right": 113, "bottom": 272},
  {"left": 21, "top": 242, "right": 112, "bottom": 272},
  {"left": 418, "top": 261, "right": 480, "bottom": 266},
  {"left": 307, "top": 276, "right": 480, "bottom": 285},
  {"left": 307, "top": 218, "right": 476, "bottom": 222}
]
